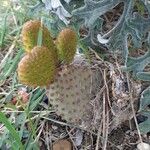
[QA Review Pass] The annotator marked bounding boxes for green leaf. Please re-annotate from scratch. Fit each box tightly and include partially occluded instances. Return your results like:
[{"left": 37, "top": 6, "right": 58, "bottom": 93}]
[
  {"left": 137, "top": 72, "right": 150, "bottom": 81},
  {"left": 138, "top": 87, "right": 150, "bottom": 134},
  {"left": 0, "top": 8, "right": 9, "bottom": 47},
  {"left": 139, "top": 86, "right": 150, "bottom": 111},
  {"left": 0, "top": 48, "right": 24, "bottom": 82},
  {"left": 29, "top": 88, "right": 45, "bottom": 111},
  {"left": 72, "top": 0, "right": 150, "bottom": 63},
  {"left": 125, "top": 50, "right": 150, "bottom": 74},
  {"left": 139, "top": 119, "right": 150, "bottom": 134},
  {"left": 124, "top": 48, "right": 150, "bottom": 83},
  {"left": 73, "top": 0, "right": 122, "bottom": 28},
  {"left": 138, "top": 111, "right": 150, "bottom": 134},
  {"left": 0, "top": 112, "right": 24, "bottom": 150},
  {"left": 37, "top": 22, "right": 43, "bottom": 46}
]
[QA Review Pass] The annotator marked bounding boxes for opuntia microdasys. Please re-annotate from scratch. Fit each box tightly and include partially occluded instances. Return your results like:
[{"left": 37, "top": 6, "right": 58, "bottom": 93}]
[
  {"left": 56, "top": 28, "right": 77, "bottom": 64},
  {"left": 21, "top": 20, "right": 58, "bottom": 64},
  {"left": 18, "top": 46, "right": 57, "bottom": 87}
]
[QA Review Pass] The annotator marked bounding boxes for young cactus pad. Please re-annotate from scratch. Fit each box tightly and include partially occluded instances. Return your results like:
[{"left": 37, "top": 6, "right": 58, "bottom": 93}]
[
  {"left": 56, "top": 28, "right": 77, "bottom": 64},
  {"left": 21, "top": 20, "right": 58, "bottom": 62},
  {"left": 47, "top": 55, "right": 102, "bottom": 126},
  {"left": 17, "top": 46, "right": 57, "bottom": 87}
]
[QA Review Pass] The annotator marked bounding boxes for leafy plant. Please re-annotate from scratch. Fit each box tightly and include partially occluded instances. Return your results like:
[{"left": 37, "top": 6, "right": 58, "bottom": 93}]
[
  {"left": 38, "top": 0, "right": 150, "bottom": 133},
  {"left": 38, "top": 0, "right": 150, "bottom": 59}
]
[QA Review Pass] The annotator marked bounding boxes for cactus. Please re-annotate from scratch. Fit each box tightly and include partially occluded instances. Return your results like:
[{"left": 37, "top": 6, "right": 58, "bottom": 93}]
[
  {"left": 56, "top": 28, "right": 77, "bottom": 64},
  {"left": 47, "top": 55, "right": 102, "bottom": 126},
  {"left": 19, "top": 21, "right": 102, "bottom": 128},
  {"left": 21, "top": 20, "right": 58, "bottom": 63},
  {"left": 17, "top": 46, "right": 57, "bottom": 87}
]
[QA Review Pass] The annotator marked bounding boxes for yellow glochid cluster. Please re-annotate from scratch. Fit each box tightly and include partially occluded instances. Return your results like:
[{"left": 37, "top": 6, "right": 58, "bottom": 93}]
[{"left": 17, "top": 20, "right": 77, "bottom": 87}]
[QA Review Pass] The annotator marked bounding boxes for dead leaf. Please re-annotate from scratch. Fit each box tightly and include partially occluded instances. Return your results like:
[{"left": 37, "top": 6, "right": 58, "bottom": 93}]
[{"left": 11, "top": 89, "right": 29, "bottom": 105}]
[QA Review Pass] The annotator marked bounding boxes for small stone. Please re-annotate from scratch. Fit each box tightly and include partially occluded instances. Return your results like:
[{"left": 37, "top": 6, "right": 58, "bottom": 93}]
[
  {"left": 137, "top": 142, "right": 150, "bottom": 150},
  {"left": 53, "top": 139, "right": 72, "bottom": 150}
]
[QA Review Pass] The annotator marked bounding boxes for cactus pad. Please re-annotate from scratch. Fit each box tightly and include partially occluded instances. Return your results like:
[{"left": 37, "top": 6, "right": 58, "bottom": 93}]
[
  {"left": 47, "top": 55, "right": 102, "bottom": 126},
  {"left": 56, "top": 28, "right": 77, "bottom": 64},
  {"left": 17, "top": 46, "right": 57, "bottom": 87},
  {"left": 21, "top": 20, "right": 58, "bottom": 63}
]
